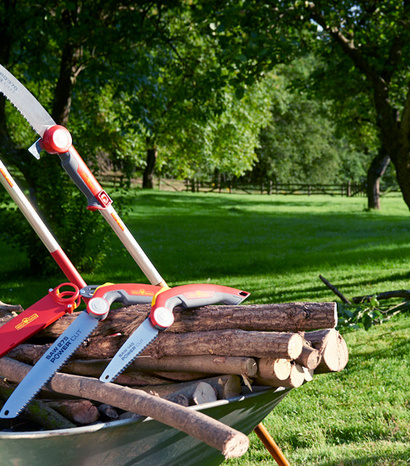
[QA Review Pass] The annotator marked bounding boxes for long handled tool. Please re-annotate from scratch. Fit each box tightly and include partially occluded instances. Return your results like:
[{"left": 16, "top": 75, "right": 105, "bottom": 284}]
[{"left": 1, "top": 64, "right": 165, "bottom": 287}]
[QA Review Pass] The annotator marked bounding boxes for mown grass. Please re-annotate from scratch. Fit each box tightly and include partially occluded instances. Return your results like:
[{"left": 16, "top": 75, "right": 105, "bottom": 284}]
[{"left": 0, "top": 190, "right": 409, "bottom": 464}]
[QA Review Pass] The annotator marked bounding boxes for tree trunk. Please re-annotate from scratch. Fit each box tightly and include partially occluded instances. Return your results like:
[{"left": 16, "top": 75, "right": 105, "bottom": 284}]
[
  {"left": 366, "top": 149, "right": 390, "bottom": 210},
  {"left": 143, "top": 146, "right": 157, "bottom": 189}
]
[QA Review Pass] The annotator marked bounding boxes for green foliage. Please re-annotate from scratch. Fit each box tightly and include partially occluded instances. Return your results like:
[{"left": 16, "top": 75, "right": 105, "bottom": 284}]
[
  {"left": 0, "top": 170, "right": 110, "bottom": 275},
  {"left": 254, "top": 57, "right": 374, "bottom": 185},
  {"left": 338, "top": 300, "right": 410, "bottom": 331},
  {"left": 1, "top": 191, "right": 409, "bottom": 465}
]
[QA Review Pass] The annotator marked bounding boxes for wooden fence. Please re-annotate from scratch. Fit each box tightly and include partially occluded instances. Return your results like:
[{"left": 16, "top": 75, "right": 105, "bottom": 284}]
[
  {"left": 100, "top": 173, "right": 400, "bottom": 197},
  {"left": 184, "top": 180, "right": 401, "bottom": 197}
]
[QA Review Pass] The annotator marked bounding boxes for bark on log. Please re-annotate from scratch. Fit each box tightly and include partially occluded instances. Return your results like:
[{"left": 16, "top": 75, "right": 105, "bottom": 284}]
[
  {"left": 129, "top": 355, "right": 258, "bottom": 377},
  {"left": 151, "top": 371, "right": 211, "bottom": 382},
  {"left": 37, "top": 302, "right": 338, "bottom": 337},
  {"left": 305, "top": 329, "right": 349, "bottom": 372},
  {"left": 8, "top": 330, "right": 303, "bottom": 362},
  {"left": 45, "top": 399, "right": 99, "bottom": 425},
  {"left": 0, "top": 301, "right": 22, "bottom": 317},
  {"left": 0, "top": 357, "right": 249, "bottom": 458},
  {"left": 144, "top": 330, "right": 303, "bottom": 360}
]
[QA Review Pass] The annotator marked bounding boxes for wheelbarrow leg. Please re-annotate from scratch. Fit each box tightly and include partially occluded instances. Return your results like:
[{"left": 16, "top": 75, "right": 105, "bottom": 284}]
[{"left": 254, "top": 423, "right": 291, "bottom": 466}]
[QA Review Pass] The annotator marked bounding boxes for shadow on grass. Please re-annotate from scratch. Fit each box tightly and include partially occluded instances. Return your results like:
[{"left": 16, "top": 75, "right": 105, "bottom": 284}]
[
  {"left": 322, "top": 448, "right": 410, "bottom": 466},
  {"left": 2, "top": 191, "right": 410, "bottom": 306}
]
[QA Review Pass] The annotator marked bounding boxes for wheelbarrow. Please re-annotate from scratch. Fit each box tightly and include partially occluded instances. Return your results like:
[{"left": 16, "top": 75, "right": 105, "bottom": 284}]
[{"left": 0, "top": 387, "right": 290, "bottom": 466}]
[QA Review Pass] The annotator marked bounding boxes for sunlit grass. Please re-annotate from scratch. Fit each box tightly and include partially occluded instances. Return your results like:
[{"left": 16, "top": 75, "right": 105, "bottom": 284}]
[{"left": 1, "top": 191, "right": 409, "bottom": 464}]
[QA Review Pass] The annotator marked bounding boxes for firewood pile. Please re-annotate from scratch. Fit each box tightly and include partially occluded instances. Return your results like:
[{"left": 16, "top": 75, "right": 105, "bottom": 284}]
[{"left": 0, "top": 301, "right": 348, "bottom": 430}]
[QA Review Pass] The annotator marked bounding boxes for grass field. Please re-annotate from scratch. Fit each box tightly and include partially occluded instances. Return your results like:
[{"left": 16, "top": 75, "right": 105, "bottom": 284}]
[{"left": 0, "top": 191, "right": 409, "bottom": 464}]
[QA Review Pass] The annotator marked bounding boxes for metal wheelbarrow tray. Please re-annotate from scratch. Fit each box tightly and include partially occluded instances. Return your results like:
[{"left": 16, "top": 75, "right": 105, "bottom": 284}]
[{"left": 0, "top": 386, "right": 290, "bottom": 466}]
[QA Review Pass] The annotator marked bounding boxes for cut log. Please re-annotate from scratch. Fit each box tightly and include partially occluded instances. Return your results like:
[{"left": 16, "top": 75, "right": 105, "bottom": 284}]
[
  {"left": 45, "top": 399, "right": 99, "bottom": 425},
  {"left": 302, "top": 366, "right": 314, "bottom": 383},
  {"left": 144, "top": 330, "right": 303, "bottom": 360},
  {"left": 257, "top": 358, "right": 291, "bottom": 382},
  {"left": 98, "top": 404, "right": 119, "bottom": 420},
  {"left": 0, "top": 357, "right": 249, "bottom": 459},
  {"left": 138, "top": 375, "right": 242, "bottom": 402},
  {"left": 192, "top": 382, "right": 217, "bottom": 405},
  {"left": 130, "top": 355, "right": 258, "bottom": 377},
  {"left": 305, "top": 329, "right": 349, "bottom": 372},
  {"left": 37, "top": 302, "right": 338, "bottom": 338},
  {"left": 255, "top": 362, "right": 305, "bottom": 388},
  {"left": 10, "top": 353, "right": 258, "bottom": 379},
  {"left": 13, "top": 330, "right": 302, "bottom": 361},
  {"left": 294, "top": 341, "right": 321, "bottom": 370}
]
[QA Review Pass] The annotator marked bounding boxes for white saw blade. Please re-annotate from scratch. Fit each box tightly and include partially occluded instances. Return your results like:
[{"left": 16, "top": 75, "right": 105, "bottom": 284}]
[{"left": 99, "top": 318, "right": 158, "bottom": 383}]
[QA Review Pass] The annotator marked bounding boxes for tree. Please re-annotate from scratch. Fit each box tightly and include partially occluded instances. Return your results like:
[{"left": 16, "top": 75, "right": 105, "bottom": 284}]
[
  {"left": 254, "top": 58, "right": 373, "bottom": 186},
  {"left": 194, "top": 0, "right": 410, "bottom": 210},
  {"left": 0, "top": 1, "right": 179, "bottom": 272}
]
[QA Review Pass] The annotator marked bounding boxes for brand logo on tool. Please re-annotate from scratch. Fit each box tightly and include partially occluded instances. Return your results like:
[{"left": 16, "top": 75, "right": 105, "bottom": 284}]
[
  {"left": 15, "top": 313, "right": 39, "bottom": 330},
  {"left": 132, "top": 289, "right": 155, "bottom": 296}
]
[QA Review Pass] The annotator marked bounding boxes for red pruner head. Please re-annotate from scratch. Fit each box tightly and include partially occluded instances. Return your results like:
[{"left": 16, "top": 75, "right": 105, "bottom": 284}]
[{"left": 42, "top": 125, "right": 72, "bottom": 154}]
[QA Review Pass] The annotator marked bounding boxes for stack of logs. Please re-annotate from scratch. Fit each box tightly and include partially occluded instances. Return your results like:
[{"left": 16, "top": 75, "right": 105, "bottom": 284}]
[{"left": 0, "top": 301, "right": 348, "bottom": 428}]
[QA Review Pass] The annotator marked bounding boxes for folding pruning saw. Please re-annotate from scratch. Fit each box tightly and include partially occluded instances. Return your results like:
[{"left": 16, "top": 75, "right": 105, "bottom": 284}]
[
  {"left": 0, "top": 282, "right": 161, "bottom": 418},
  {"left": 100, "top": 284, "right": 250, "bottom": 382}
]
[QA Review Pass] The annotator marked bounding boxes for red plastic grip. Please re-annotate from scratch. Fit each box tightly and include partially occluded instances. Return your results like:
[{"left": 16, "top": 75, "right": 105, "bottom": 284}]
[{"left": 42, "top": 125, "right": 72, "bottom": 154}]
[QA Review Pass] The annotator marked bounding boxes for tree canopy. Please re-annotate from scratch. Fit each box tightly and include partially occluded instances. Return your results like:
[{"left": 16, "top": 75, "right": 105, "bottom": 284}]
[{"left": 1, "top": 0, "right": 410, "bottom": 274}]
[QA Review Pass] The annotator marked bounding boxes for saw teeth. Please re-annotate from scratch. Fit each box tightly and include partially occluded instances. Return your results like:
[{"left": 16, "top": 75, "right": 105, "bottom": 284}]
[
  {"left": 1, "top": 90, "right": 38, "bottom": 136},
  {"left": 1, "top": 318, "right": 98, "bottom": 418},
  {"left": 103, "top": 333, "right": 159, "bottom": 383}
]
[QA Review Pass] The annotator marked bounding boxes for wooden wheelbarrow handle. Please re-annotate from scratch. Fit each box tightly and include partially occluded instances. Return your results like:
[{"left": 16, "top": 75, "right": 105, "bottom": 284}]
[
  {"left": 0, "top": 357, "right": 248, "bottom": 459},
  {"left": 254, "top": 422, "right": 291, "bottom": 466}
]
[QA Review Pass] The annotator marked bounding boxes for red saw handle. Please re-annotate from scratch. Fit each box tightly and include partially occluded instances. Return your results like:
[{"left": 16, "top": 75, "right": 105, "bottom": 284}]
[
  {"left": 0, "top": 283, "right": 80, "bottom": 358},
  {"left": 150, "top": 284, "right": 250, "bottom": 329}
]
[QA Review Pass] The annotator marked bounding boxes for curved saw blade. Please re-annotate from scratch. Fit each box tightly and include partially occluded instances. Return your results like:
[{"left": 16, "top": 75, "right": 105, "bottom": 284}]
[{"left": 0, "top": 64, "right": 55, "bottom": 137}]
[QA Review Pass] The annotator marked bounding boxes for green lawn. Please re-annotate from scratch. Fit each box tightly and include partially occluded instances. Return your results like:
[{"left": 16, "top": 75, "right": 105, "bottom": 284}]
[{"left": 0, "top": 190, "right": 409, "bottom": 464}]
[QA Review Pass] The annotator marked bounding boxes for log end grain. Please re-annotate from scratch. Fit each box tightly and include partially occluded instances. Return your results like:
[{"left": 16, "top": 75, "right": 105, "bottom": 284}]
[{"left": 222, "top": 432, "right": 250, "bottom": 459}]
